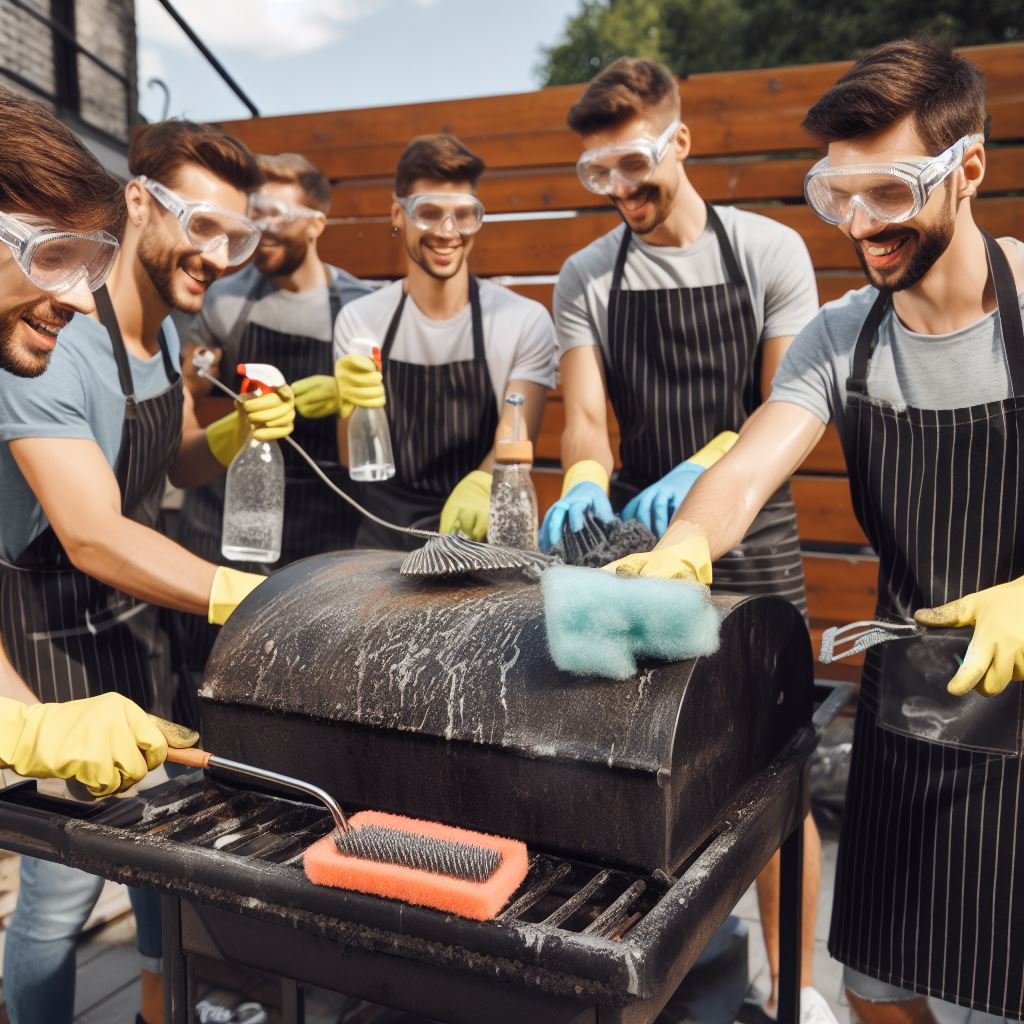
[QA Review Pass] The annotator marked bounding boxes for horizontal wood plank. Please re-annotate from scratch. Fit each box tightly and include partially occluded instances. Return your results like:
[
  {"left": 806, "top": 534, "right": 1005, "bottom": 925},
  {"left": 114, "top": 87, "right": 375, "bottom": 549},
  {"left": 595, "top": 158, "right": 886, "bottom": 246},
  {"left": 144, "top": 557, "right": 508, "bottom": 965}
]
[
  {"left": 803, "top": 553, "right": 877, "bottom": 624},
  {"left": 221, "top": 44, "right": 1023, "bottom": 180},
  {"left": 791, "top": 475, "right": 865, "bottom": 546},
  {"left": 320, "top": 196, "right": 1023, "bottom": 278},
  {"left": 328, "top": 145, "right": 1024, "bottom": 217}
]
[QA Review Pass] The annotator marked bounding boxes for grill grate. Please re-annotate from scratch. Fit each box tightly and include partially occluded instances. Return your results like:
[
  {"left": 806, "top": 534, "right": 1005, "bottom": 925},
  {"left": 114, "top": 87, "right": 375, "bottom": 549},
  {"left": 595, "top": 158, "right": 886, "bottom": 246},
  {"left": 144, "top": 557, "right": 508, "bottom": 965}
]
[{"left": 112, "top": 775, "right": 666, "bottom": 939}]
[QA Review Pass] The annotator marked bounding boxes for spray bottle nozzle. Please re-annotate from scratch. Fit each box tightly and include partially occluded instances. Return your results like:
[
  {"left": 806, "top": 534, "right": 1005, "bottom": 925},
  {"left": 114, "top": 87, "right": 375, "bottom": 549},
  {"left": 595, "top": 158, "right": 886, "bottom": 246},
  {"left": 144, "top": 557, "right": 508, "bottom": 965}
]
[
  {"left": 237, "top": 362, "right": 286, "bottom": 396},
  {"left": 496, "top": 392, "right": 532, "bottom": 465}
]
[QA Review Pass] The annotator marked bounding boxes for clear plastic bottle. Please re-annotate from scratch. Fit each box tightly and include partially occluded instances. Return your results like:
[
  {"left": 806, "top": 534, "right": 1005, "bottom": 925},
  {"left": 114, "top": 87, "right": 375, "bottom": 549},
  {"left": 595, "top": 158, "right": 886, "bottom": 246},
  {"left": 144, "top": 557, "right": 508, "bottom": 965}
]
[
  {"left": 347, "top": 338, "right": 395, "bottom": 482},
  {"left": 487, "top": 393, "right": 538, "bottom": 551},
  {"left": 221, "top": 363, "right": 285, "bottom": 563}
]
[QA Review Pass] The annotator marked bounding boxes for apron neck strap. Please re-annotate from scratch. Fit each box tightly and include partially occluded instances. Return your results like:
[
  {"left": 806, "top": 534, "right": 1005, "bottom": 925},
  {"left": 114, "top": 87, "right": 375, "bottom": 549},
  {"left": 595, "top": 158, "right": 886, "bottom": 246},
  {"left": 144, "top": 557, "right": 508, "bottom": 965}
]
[
  {"left": 326, "top": 266, "right": 345, "bottom": 328},
  {"left": 609, "top": 202, "right": 746, "bottom": 292},
  {"left": 848, "top": 231, "right": 1024, "bottom": 397},
  {"left": 381, "top": 276, "right": 484, "bottom": 362}
]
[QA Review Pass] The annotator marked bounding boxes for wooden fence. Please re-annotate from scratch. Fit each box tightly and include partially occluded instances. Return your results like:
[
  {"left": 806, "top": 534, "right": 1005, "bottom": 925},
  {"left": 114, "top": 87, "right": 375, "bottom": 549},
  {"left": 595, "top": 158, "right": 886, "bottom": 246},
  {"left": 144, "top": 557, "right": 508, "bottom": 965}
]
[{"left": 219, "top": 43, "right": 1024, "bottom": 681}]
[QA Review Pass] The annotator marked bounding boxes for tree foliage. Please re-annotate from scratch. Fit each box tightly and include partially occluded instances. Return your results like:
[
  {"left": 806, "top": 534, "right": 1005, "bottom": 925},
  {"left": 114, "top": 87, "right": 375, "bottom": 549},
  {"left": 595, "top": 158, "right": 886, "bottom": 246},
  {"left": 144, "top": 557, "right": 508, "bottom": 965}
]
[{"left": 537, "top": 0, "right": 1021, "bottom": 86}]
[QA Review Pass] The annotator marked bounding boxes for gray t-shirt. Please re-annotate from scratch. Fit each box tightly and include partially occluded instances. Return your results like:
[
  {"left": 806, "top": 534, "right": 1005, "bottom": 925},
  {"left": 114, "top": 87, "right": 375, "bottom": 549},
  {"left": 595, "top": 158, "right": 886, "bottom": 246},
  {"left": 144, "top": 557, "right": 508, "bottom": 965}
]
[
  {"left": 186, "top": 263, "right": 372, "bottom": 350},
  {"left": 0, "top": 314, "right": 181, "bottom": 562},
  {"left": 769, "top": 238, "right": 1024, "bottom": 434},
  {"left": 554, "top": 205, "right": 820, "bottom": 360},
  {"left": 333, "top": 279, "right": 557, "bottom": 407}
]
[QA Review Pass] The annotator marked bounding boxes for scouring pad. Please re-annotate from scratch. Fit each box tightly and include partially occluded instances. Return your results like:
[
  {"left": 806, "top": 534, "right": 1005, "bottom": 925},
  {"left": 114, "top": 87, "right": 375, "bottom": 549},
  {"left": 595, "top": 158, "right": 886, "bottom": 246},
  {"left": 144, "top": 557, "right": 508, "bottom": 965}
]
[{"left": 542, "top": 566, "right": 721, "bottom": 680}]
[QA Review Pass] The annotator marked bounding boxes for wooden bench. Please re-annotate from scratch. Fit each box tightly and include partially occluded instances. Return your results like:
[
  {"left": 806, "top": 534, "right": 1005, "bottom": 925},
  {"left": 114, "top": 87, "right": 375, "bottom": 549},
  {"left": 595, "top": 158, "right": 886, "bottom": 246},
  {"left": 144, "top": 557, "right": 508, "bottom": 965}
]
[{"left": 219, "top": 43, "right": 1024, "bottom": 683}]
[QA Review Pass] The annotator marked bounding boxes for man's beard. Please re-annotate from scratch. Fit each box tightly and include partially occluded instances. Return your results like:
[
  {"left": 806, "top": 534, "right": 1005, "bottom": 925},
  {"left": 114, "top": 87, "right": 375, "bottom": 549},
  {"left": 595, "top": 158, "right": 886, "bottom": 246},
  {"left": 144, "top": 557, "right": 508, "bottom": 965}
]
[
  {"left": 255, "top": 236, "right": 308, "bottom": 277},
  {"left": 0, "top": 300, "right": 74, "bottom": 377},
  {"left": 613, "top": 182, "right": 671, "bottom": 236},
  {"left": 855, "top": 207, "right": 956, "bottom": 293},
  {"left": 138, "top": 234, "right": 212, "bottom": 314}
]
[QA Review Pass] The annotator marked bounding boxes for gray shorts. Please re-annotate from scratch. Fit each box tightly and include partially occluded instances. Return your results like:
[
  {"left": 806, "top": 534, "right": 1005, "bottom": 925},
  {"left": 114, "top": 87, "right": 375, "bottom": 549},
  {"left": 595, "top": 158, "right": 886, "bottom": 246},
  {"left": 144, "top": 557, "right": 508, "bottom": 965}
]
[{"left": 843, "top": 967, "right": 1018, "bottom": 1023}]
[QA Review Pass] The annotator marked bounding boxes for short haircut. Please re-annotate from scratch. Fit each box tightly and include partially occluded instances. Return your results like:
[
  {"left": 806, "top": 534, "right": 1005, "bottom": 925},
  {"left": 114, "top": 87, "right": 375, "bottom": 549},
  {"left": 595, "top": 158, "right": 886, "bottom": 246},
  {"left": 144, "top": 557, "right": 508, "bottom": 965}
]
[
  {"left": 394, "top": 135, "right": 485, "bottom": 197},
  {"left": 0, "top": 87, "right": 124, "bottom": 236},
  {"left": 567, "top": 57, "right": 680, "bottom": 135},
  {"left": 257, "top": 152, "right": 331, "bottom": 213},
  {"left": 802, "top": 38, "right": 988, "bottom": 155},
  {"left": 129, "top": 119, "right": 262, "bottom": 194}
]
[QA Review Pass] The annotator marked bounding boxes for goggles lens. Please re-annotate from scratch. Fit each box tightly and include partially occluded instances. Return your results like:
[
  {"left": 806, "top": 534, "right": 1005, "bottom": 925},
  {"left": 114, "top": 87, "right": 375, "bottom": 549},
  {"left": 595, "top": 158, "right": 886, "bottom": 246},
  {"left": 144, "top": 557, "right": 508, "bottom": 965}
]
[
  {"left": 803, "top": 133, "right": 983, "bottom": 226},
  {"left": 139, "top": 177, "right": 260, "bottom": 266},
  {"left": 576, "top": 119, "right": 681, "bottom": 195},
  {"left": 0, "top": 213, "right": 119, "bottom": 293},
  {"left": 397, "top": 193, "right": 484, "bottom": 235},
  {"left": 248, "top": 193, "right": 323, "bottom": 230}
]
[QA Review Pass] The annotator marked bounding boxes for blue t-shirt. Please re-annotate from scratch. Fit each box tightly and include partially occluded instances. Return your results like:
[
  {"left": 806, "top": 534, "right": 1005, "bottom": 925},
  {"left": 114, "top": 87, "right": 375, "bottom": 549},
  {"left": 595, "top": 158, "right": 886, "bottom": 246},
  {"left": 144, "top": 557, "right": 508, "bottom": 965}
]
[{"left": 0, "top": 313, "right": 181, "bottom": 562}]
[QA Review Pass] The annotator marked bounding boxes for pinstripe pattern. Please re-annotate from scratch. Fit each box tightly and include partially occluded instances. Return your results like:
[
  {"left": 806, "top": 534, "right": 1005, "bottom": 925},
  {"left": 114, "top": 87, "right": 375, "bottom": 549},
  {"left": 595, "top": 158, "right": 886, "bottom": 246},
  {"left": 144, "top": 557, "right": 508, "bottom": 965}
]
[
  {"left": 354, "top": 276, "right": 498, "bottom": 549},
  {"left": 0, "top": 287, "right": 182, "bottom": 713},
  {"left": 175, "top": 278, "right": 359, "bottom": 672},
  {"left": 605, "top": 203, "right": 807, "bottom": 613},
  {"left": 829, "top": 233, "right": 1024, "bottom": 1018}
]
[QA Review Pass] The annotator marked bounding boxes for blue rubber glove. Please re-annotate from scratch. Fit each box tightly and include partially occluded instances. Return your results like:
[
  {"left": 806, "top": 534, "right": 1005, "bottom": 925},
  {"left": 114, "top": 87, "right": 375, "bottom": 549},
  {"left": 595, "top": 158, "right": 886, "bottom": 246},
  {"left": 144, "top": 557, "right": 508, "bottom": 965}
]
[
  {"left": 622, "top": 461, "right": 705, "bottom": 539},
  {"left": 540, "top": 457, "right": 616, "bottom": 553}
]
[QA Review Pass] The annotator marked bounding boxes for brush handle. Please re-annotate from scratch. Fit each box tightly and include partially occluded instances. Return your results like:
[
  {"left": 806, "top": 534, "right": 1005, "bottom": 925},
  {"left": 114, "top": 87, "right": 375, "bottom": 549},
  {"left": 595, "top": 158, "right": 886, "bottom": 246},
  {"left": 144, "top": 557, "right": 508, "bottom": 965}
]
[{"left": 166, "top": 747, "right": 212, "bottom": 769}]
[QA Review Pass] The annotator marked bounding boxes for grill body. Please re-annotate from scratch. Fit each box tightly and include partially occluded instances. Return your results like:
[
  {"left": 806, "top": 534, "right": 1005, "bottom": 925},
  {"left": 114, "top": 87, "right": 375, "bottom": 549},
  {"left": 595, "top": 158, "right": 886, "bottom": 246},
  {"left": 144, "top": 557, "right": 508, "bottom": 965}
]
[{"left": 199, "top": 550, "right": 813, "bottom": 872}]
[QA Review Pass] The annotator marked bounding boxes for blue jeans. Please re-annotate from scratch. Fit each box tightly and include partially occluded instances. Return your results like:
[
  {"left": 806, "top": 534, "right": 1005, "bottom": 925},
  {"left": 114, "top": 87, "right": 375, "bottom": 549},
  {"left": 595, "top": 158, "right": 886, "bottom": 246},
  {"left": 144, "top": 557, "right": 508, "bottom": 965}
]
[{"left": 3, "top": 856, "right": 162, "bottom": 1024}]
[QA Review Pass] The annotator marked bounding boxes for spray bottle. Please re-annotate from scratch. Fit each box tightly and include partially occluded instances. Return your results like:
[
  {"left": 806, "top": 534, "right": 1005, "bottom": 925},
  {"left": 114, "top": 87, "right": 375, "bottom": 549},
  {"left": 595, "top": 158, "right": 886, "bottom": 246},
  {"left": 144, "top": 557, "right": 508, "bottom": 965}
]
[
  {"left": 347, "top": 338, "right": 396, "bottom": 482},
  {"left": 487, "top": 392, "right": 538, "bottom": 551},
  {"left": 221, "top": 362, "right": 285, "bottom": 563}
]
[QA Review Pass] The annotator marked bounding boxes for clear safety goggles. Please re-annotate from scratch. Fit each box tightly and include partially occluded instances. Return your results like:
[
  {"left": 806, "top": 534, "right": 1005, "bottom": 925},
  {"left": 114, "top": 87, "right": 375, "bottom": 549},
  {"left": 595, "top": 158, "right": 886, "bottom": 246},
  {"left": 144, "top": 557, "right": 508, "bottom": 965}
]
[
  {"left": 247, "top": 192, "right": 325, "bottom": 231},
  {"left": 395, "top": 192, "right": 485, "bottom": 235},
  {"left": 803, "top": 133, "right": 984, "bottom": 226},
  {"left": 576, "top": 119, "right": 681, "bottom": 195},
  {"left": 137, "top": 175, "right": 260, "bottom": 266},
  {"left": 0, "top": 211, "right": 119, "bottom": 293}
]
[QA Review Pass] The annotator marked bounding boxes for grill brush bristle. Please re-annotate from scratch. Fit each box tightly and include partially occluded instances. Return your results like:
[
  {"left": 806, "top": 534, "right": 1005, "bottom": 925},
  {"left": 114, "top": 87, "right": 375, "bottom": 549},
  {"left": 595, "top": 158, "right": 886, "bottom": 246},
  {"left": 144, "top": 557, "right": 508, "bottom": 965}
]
[
  {"left": 334, "top": 823, "right": 502, "bottom": 882},
  {"left": 400, "top": 533, "right": 554, "bottom": 578},
  {"left": 551, "top": 510, "right": 657, "bottom": 568}
]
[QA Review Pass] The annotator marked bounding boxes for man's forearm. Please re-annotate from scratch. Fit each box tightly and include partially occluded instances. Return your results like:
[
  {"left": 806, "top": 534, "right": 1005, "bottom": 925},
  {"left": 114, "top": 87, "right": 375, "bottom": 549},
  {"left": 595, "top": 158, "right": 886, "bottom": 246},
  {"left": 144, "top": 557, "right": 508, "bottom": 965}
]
[
  {"left": 66, "top": 518, "right": 218, "bottom": 616},
  {"left": 561, "top": 422, "right": 614, "bottom": 477},
  {"left": 170, "top": 426, "right": 226, "bottom": 489}
]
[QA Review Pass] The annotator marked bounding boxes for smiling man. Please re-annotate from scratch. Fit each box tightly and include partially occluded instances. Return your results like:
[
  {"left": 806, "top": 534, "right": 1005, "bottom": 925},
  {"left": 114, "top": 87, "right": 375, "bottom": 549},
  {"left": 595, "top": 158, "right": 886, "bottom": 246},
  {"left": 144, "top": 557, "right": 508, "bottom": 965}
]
[
  {"left": 542, "top": 58, "right": 829, "bottom": 1023},
  {"left": 608, "top": 39, "right": 1024, "bottom": 1024},
  {"left": 176, "top": 152, "right": 370, "bottom": 678},
  {"left": 331, "top": 134, "right": 556, "bottom": 547},
  {"left": 0, "top": 119, "right": 294, "bottom": 1024}
]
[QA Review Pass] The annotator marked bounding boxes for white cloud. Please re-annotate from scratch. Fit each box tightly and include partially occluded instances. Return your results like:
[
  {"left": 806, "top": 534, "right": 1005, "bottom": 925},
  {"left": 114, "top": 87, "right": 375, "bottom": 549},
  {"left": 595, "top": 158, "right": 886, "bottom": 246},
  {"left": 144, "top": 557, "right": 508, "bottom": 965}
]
[{"left": 136, "top": 0, "right": 388, "bottom": 59}]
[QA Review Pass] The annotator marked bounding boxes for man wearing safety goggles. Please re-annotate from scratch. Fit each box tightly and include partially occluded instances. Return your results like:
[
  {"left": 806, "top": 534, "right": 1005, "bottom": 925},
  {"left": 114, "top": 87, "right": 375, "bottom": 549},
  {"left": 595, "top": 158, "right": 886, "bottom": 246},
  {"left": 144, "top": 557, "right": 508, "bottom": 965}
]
[
  {"left": 331, "top": 134, "right": 556, "bottom": 546},
  {"left": 0, "top": 118, "right": 293, "bottom": 1024},
  {"left": 175, "top": 152, "right": 370, "bottom": 679},
  {"left": 543, "top": 58, "right": 829, "bottom": 1024},
  {"left": 606, "top": 40, "right": 1024, "bottom": 1024}
]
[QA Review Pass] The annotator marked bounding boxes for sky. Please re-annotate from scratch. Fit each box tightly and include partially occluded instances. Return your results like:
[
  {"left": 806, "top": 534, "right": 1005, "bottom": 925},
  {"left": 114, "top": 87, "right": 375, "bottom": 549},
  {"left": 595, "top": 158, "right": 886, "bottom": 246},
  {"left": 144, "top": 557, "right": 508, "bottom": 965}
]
[{"left": 136, "top": 0, "right": 583, "bottom": 123}]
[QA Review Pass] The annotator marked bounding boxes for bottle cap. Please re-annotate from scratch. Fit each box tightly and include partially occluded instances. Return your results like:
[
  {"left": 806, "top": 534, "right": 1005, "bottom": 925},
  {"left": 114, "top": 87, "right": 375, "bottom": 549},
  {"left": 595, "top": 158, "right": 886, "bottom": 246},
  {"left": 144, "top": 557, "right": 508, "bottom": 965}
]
[
  {"left": 495, "top": 439, "right": 533, "bottom": 464},
  {"left": 350, "top": 338, "right": 383, "bottom": 371}
]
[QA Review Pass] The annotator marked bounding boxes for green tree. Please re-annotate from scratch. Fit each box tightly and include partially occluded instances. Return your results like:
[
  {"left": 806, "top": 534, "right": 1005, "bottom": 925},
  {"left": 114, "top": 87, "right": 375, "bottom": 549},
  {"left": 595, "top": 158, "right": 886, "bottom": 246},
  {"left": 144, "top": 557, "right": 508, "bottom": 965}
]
[{"left": 537, "top": 0, "right": 1021, "bottom": 85}]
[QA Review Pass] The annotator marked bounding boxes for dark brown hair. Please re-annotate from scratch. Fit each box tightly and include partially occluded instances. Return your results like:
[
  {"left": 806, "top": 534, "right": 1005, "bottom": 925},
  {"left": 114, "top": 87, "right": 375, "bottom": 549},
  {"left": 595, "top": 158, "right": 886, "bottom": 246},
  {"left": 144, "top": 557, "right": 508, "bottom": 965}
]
[
  {"left": 0, "top": 87, "right": 124, "bottom": 236},
  {"left": 394, "top": 135, "right": 485, "bottom": 197},
  {"left": 129, "top": 120, "right": 262, "bottom": 193},
  {"left": 802, "top": 38, "right": 987, "bottom": 155},
  {"left": 257, "top": 152, "right": 331, "bottom": 213},
  {"left": 567, "top": 57, "right": 680, "bottom": 135}
]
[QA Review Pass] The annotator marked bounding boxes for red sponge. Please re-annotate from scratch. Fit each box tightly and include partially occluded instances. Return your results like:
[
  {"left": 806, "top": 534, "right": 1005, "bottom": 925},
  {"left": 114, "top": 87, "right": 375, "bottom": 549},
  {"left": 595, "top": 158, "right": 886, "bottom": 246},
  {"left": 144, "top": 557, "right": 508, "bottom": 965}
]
[{"left": 303, "top": 810, "right": 529, "bottom": 921}]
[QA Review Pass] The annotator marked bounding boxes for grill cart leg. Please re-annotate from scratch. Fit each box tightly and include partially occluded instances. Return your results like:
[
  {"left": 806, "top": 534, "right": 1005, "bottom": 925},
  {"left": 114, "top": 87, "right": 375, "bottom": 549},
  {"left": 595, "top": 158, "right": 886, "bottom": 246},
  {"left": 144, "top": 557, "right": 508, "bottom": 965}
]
[
  {"left": 162, "top": 894, "right": 195, "bottom": 1024},
  {"left": 281, "top": 977, "right": 305, "bottom": 1024},
  {"left": 776, "top": 818, "right": 804, "bottom": 1024}
]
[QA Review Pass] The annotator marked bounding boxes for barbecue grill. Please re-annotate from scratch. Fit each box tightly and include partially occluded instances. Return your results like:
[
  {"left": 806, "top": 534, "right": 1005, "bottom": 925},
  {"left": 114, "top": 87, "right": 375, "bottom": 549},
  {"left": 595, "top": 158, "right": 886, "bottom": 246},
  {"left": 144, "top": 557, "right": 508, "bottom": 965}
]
[{"left": 0, "top": 550, "right": 849, "bottom": 1024}]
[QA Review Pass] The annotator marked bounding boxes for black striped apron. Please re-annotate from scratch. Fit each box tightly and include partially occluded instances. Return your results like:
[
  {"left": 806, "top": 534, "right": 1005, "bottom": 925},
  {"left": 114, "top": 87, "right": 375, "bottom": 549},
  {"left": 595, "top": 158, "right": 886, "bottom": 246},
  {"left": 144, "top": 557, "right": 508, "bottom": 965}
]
[
  {"left": 354, "top": 276, "right": 498, "bottom": 550},
  {"left": 0, "top": 286, "right": 182, "bottom": 714},
  {"left": 605, "top": 204, "right": 806, "bottom": 613},
  {"left": 829, "top": 232, "right": 1024, "bottom": 1018},
  {"left": 175, "top": 271, "right": 359, "bottom": 674}
]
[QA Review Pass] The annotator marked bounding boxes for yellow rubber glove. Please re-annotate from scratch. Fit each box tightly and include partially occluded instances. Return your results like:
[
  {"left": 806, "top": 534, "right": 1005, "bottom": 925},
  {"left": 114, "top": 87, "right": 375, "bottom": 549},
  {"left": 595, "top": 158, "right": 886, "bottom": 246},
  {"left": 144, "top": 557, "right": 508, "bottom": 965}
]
[
  {"left": 0, "top": 693, "right": 168, "bottom": 798},
  {"left": 335, "top": 354, "right": 385, "bottom": 419},
  {"left": 440, "top": 470, "right": 493, "bottom": 540},
  {"left": 208, "top": 566, "right": 266, "bottom": 625},
  {"left": 914, "top": 575, "right": 1024, "bottom": 697},
  {"left": 602, "top": 532, "right": 713, "bottom": 583},
  {"left": 206, "top": 385, "right": 296, "bottom": 468},
  {"left": 562, "top": 459, "right": 610, "bottom": 496},
  {"left": 292, "top": 374, "right": 339, "bottom": 419},
  {"left": 687, "top": 430, "right": 740, "bottom": 469}
]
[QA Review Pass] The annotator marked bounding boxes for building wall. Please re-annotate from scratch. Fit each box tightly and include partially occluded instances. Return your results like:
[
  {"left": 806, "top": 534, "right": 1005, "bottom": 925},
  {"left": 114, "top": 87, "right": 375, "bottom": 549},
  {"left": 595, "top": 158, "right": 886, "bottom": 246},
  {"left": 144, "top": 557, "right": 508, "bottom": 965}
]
[{"left": 0, "top": 0, "right": 137, "bottom": 145}]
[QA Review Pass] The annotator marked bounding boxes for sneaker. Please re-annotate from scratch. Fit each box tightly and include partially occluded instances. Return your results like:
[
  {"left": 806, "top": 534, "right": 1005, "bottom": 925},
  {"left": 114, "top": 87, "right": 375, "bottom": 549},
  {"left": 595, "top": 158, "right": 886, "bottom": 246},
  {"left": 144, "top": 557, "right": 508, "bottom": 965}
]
[
  {"left": 800, "top": 986, "right": 840, "bottom": 1024},
  {"left": 233, "top": 1004, "right": 269, "bottom": 1024},
  {"left": 196, "top": 1003, "right": 234, "bottom": 1024}
]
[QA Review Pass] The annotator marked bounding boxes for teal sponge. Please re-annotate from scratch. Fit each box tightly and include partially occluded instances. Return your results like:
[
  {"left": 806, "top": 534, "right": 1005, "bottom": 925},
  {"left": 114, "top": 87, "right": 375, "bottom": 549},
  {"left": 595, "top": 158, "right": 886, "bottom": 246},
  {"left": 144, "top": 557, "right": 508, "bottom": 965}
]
[{"left": 542, "top": 566, "right": 721, "bottom": 680}]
